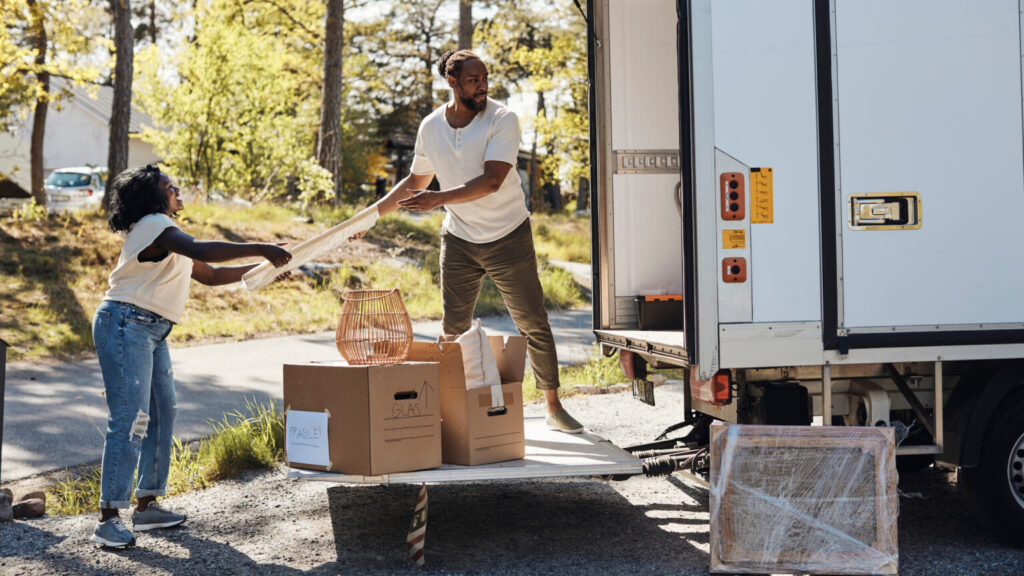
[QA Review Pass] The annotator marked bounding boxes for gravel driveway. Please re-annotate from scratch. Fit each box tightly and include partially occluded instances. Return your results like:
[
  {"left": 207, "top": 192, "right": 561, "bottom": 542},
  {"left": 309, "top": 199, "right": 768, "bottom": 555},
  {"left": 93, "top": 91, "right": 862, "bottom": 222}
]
[{"left": 2, "top": 381, "right": 1023, "bottom": 575}]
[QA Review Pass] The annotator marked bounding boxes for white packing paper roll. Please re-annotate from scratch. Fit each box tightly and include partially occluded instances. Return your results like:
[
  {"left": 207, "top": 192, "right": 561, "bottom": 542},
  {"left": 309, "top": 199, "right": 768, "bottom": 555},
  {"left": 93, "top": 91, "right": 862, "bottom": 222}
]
[{"left": 242, "top": 205, "right": 380, "bottom": 291}]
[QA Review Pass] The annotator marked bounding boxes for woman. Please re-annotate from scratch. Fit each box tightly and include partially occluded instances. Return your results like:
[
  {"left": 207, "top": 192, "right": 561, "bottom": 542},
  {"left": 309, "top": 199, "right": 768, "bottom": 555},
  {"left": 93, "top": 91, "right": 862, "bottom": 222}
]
[{"left": 91, "top": 165, "right": 291, "bottom": 548}]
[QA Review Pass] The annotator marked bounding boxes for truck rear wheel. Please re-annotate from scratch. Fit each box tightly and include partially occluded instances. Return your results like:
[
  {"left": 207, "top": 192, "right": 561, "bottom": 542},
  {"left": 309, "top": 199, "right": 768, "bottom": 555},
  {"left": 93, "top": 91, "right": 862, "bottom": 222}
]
[{"left": 959, "top": 390, "right": 1024, "bottom": 544}]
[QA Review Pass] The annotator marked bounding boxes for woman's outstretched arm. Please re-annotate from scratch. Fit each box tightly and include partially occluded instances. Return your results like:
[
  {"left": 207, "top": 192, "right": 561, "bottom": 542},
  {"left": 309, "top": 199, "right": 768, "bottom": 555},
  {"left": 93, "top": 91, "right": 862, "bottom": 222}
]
[{"left": 154, "top": 227, "right": 291, "bottom": 266}]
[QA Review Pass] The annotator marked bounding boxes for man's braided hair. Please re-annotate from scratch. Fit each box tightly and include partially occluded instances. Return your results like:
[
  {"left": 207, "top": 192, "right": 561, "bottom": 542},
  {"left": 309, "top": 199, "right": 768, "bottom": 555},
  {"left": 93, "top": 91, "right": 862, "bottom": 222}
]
[{"left": 437, "top": 49, "right": 480, "bottom": 80}]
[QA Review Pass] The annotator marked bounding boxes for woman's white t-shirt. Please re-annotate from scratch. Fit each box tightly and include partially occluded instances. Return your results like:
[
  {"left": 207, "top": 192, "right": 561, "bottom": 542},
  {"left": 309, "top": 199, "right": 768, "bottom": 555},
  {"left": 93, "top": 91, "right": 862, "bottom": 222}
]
[
  {"left": 104, "top": 213, "right": 194, "bottom": 323},
  {"left": 410, "top": 98, "right": 530, "bottom": 243}
]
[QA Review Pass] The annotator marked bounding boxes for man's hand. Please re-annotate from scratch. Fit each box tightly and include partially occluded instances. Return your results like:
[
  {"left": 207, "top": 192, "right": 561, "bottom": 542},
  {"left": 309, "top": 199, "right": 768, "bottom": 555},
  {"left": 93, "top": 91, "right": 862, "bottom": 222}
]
[{"left": 397, "top": 190, "right": 443, "bottom": 213}]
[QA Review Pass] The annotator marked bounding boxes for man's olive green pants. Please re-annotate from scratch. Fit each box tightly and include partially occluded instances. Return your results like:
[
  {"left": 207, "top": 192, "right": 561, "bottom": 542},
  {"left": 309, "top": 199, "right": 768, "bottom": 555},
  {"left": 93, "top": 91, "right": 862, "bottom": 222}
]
[{"left": 440, "top": 219, "right": 560, "bottom": 390}]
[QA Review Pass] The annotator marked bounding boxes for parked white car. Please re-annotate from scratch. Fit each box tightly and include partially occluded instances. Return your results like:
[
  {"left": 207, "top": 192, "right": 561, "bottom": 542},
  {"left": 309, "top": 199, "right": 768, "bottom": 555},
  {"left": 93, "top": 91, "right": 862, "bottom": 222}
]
[{"left": 44, "top": 167, "right": 107, "bottom": 213}]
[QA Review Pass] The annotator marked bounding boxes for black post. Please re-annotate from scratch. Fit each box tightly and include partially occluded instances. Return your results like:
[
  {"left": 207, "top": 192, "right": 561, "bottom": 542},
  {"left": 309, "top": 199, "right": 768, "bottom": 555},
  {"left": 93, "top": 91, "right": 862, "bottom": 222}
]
[{"left": 0, "top": 338, "right": 6, "bottom": 485}]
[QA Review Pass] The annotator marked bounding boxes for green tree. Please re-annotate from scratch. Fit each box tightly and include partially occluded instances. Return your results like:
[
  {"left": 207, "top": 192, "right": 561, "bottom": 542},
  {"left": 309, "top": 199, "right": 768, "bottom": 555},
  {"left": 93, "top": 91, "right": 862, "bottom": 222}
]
[
  {"left": 0, "top": 0, "right": 108, "bottom": 201},
  {"left": 135, "top": 0, "right": 333, "bottom": 204},
  {"left": 130, "top": 0, "right": 183, "bottom": 47},
  {"left": 344, "top": 0, "right": 454, "bottom": 149},
  {"left": 388, "top": 0, "right": 453, "bottom": 117},
  {"left": 134, "top": 0, "right": 387, "bottom": 205},
  {"left": 0, "top": 2, "right": 39, "bottom": 134},
  {"left": 478, "top": 0, "right": 588, "bottom": 211}
]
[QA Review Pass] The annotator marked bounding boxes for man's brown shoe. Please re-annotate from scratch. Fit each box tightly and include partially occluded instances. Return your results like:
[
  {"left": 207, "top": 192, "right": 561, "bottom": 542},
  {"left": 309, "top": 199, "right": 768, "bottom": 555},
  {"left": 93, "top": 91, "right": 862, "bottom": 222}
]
[{"left": 546, "top": 407, "right": 584, "bottom": 434}]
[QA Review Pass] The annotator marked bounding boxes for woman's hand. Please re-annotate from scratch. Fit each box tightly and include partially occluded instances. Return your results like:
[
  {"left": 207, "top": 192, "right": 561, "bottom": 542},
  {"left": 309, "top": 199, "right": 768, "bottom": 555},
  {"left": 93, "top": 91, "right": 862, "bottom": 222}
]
[
  {"left": 397, "top": 190, "right": 443, "bottom": 213},
  {"left": 261, "top": 244, "right": 292, "bottom": 267}
]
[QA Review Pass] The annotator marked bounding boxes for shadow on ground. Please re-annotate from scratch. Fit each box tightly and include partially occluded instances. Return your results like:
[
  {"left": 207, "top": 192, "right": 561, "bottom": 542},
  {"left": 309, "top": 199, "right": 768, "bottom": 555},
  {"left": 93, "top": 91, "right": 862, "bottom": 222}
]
[{"left": 325, "top": 479, "right": 710, "bottom": 575}]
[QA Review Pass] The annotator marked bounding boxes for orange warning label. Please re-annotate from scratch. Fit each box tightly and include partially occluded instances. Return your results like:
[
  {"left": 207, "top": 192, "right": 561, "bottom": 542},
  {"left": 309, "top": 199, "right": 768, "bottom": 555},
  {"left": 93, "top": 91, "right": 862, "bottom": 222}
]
[
  {"left": 750, "top": 167, "right": 773, "bottom": 224},
  {"left": 722, "top": 229, "right": 746, "bottom": 249}
]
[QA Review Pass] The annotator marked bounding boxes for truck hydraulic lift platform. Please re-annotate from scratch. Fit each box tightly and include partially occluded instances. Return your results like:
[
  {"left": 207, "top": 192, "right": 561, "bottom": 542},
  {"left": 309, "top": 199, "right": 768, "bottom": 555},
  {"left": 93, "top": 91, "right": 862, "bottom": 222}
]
[{"left": 287, "top": 417, "right": 643, "bottom": 484}]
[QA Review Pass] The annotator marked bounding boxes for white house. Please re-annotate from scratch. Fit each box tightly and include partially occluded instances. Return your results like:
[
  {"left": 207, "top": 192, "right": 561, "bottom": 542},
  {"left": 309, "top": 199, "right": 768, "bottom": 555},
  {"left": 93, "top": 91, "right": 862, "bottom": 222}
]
[{"left": 0, "top": 76, "right": 161, "bottom": 197}]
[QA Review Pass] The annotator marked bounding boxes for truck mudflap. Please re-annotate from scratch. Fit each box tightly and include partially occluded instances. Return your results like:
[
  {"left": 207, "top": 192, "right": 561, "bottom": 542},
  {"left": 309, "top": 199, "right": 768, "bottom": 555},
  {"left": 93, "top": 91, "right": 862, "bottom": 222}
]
[{"left": 287, "top": 417, "right": 642, "bottom": 484}]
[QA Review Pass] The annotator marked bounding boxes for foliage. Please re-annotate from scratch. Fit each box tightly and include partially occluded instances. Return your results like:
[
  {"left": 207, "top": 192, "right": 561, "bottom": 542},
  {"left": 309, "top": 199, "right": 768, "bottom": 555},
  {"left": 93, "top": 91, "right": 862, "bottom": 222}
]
[
  {"left": 47, "top": 399, "right": 283, "bottom": 515},
  {"left": 197, "top": 399, "right": 284, "bottom": 483},
  {"left": 134, "top": 1, "right": 326, "bottom": 203},
  {"left": 8, "top": 197, "right": 47, "bottom": 222},
  {"left": 344, "top": 0, "right": 455, "bottom": 143},
  {"left": 47, "top": 467, "right": 102, "bottom": 516},
  {"left": 134, "top": 0, "right": 385, "bottom": 205},
  {"left": 538, "top": 261, "right": 584, "bottom": 310},
  {"left": 477, "top": 0, "right": 590, "bottom": 199},
  {"left": 532, "top": 213, "right": 591, "bottom": 264},
  {"left": 0, "top": 0, "right": 109, "bottom": 133},
  {"left": 129, "top": 0, "right": 190, "bottom": 48}
]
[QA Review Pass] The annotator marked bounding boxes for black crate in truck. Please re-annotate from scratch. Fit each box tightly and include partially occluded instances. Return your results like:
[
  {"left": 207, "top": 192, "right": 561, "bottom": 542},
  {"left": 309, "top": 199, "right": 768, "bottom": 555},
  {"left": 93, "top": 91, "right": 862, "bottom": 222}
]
[{"left": 635, "top": 295, "right": 683, "bottom": 330}]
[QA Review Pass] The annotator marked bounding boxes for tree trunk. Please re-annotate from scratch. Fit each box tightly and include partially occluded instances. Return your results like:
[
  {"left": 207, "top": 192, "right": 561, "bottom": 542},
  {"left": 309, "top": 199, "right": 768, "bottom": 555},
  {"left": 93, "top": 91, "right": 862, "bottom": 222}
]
[
  {"left": 27, "top": 0, "right": 47, "bottom": 206},
  {"left": 577, "top": 176, "right": 589, "bottom": 211},
  {"left": 148, "top": 0, "right": 157, "bottom": 45},
  {"left": 318, "top": 0, "right": 344, "bottom": 207},
  {"left": 458, "top": 0, "right": 472, "bottom": 49},
  {"left": 106, "top": 0, "right": 134, "bottom": 208},
  {"left": 529, "top": 90, "right": 545, "bottom": 212},
  {"left": 423, "top": 32, "right": 434, "bottom": 117}
]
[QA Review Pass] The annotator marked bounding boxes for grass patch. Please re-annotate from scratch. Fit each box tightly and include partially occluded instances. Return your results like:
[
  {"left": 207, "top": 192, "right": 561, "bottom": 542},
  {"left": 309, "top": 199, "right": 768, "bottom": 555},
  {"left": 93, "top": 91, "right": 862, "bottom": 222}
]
[
  {"left": 522, "top": 346, "right": 624, "bottom": 402},
  {"left": 532, "top": 212, "right": 591, "bottom": 264},
  {"left": 367, "top": 211, "right": 444, "bottom": 249},
  {"left": 539, "top": 262, "right": 586, "bottom": 309},
  {"left": 199, "top": 399, "right": 284, "bottom": 482},
  {"left": 47, "top": 399, "right": 283, "bottom": 516}
]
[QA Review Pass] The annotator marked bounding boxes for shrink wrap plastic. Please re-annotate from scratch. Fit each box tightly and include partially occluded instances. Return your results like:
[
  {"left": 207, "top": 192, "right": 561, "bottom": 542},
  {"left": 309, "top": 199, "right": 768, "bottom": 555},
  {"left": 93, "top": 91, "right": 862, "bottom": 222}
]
[{"left": 710, "top": 422, "right": 898, "bottom": 575}]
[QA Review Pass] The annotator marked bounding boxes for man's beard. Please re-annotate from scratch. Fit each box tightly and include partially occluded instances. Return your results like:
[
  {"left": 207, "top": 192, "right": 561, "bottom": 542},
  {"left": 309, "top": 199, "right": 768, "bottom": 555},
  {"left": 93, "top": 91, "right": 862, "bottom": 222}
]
[{"left": 459, "top": 92, "right": 487, "bottom": 112}]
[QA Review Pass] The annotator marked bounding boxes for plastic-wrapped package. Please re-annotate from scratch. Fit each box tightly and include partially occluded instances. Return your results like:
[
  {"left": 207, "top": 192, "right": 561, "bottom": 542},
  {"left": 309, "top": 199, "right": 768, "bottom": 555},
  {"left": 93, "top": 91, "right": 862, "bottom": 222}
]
[
  {"left": 710, "top": 422, "right": 898, "bottom": 575},
  {"left": 242, "top": 205, "right": 379, "bottom": 291}
]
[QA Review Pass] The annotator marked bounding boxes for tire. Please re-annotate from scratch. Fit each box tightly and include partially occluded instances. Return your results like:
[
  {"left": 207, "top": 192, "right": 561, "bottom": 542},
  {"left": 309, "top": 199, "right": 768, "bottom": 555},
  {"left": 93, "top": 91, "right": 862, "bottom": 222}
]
[{"left": 959, "top": 389, "right": 1024, "bottom": 545}]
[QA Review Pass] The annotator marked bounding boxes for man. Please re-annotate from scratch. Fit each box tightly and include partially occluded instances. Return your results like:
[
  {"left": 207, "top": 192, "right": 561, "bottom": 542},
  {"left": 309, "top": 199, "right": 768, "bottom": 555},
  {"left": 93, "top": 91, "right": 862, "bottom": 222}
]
[{"left": 372, "top": 49, "right": 583, "bottom": 433}]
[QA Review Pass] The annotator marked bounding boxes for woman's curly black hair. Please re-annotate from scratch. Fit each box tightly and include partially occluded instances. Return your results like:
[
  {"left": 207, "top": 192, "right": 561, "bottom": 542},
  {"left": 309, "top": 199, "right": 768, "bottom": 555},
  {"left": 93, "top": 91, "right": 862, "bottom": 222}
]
[
  {"left": 107, "top": 165, "right": 170, "bottom": 232},
  {"left": 437, "top": 49, "right": 480, "bottom": 80}
]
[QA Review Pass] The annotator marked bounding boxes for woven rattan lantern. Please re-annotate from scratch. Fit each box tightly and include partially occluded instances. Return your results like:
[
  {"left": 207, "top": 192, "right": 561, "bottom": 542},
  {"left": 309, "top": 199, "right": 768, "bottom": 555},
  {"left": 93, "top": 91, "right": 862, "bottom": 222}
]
[{"left": 335, "top": 289, "right": 413, "bottom": 365}]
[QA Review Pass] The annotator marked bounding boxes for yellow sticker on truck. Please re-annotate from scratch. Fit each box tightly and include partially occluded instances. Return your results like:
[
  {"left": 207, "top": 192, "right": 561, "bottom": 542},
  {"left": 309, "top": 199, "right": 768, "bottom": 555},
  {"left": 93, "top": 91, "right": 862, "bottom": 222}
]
[
  {"left": 722, "top": 229, "right": 746, "bottom": 249},
  {"left": 750, "top": 167, "right": 773, "bottom": 224}
]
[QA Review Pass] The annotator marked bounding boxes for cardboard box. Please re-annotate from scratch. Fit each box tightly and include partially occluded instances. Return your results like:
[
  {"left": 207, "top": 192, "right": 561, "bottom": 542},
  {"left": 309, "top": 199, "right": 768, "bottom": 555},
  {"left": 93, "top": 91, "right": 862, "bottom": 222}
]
[
  {"left": 709, "top": 422, "right": 898, "bottom": 575},
  {"left": 283, "top": 361, "right": 441, "bottom": 476},
  {"left": 407, "top": 336, "right": 527, "bottom": 466}
]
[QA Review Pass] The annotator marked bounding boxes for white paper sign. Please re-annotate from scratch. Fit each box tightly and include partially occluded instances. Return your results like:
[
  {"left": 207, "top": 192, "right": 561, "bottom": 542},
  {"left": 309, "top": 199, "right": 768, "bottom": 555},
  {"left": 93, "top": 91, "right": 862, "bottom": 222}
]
[{"left": 285, "top": 410, "right": 330, "bottom": 467}]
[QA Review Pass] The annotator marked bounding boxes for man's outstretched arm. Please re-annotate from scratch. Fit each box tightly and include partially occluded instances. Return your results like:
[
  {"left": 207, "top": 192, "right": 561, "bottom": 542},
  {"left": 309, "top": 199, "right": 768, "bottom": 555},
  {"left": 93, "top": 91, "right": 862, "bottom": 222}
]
[
  {"left": 375, "top": 172, "right": 436, "bottom": 217},
  {"left": 397, "top": 161, "right": 512, "bottom": 213}
]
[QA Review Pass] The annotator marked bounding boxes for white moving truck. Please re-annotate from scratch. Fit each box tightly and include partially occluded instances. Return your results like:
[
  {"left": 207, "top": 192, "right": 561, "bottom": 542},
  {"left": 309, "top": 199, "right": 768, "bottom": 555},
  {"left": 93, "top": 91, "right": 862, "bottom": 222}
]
[{"left": 588, "top": 0, "right": 1024, "bottom": 540}]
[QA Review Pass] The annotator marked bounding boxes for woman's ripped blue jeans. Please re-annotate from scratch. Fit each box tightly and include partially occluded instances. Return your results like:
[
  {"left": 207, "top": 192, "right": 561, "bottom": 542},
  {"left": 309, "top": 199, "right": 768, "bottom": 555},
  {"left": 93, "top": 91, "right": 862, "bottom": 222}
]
[{"left": 93, "top": 300, "right": 177, "bottom": 509}]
